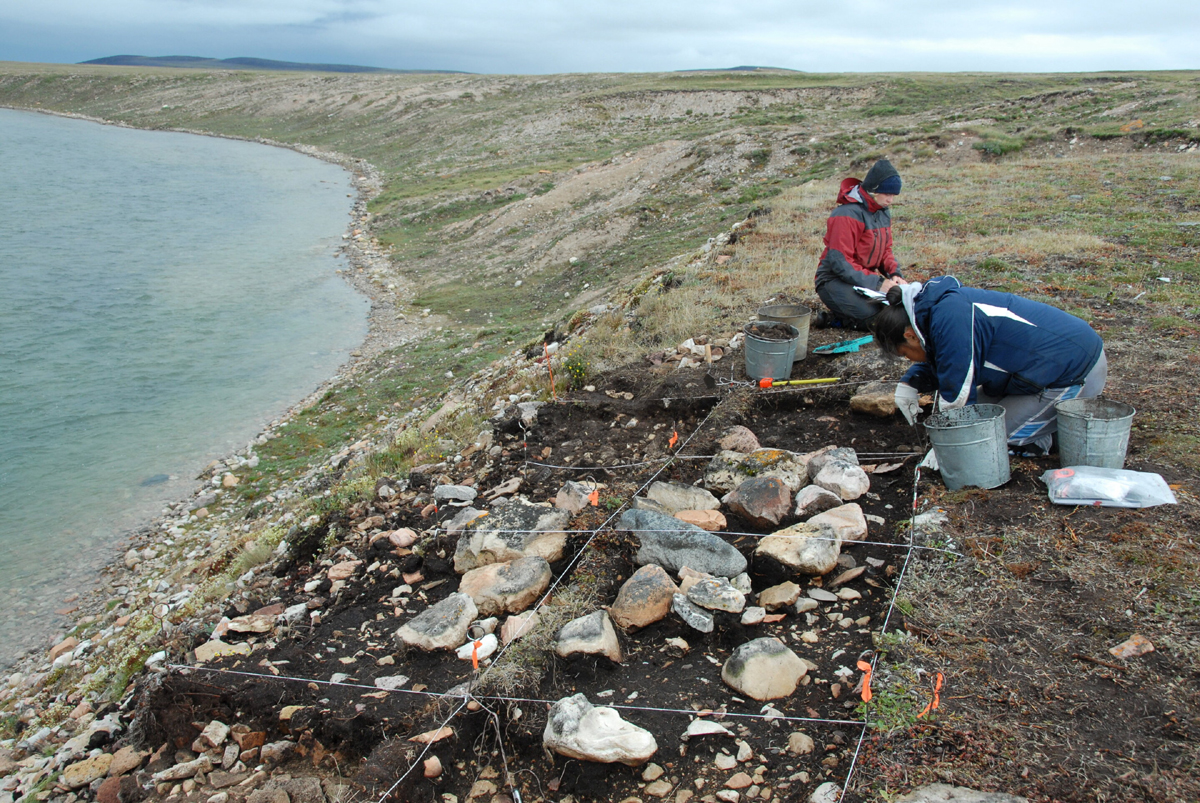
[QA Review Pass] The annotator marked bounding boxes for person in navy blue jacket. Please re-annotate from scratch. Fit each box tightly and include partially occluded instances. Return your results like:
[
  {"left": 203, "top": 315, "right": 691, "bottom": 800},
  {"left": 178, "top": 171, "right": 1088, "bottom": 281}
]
[
  {"left": 813, "top": 159, "right": 908, "bottom": 330},
  {"left": 872, "top": 277, "right": 1108, "bottom": 455}
]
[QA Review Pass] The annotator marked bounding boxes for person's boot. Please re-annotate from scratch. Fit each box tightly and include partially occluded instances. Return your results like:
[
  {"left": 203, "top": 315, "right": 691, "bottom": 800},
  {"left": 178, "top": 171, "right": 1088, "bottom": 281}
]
[{"left": 813, "top": 310, "right": 839, "bottom": 328}]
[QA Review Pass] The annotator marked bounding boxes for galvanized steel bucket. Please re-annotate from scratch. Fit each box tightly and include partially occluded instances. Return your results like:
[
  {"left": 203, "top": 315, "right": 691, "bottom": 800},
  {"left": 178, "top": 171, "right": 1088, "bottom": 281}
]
[
  {"left": 1055, "top": 398, "right": 1135, "bottom": 469},
  {"left": 924, "top": 404, "right": 1011, "bottom": 490}
]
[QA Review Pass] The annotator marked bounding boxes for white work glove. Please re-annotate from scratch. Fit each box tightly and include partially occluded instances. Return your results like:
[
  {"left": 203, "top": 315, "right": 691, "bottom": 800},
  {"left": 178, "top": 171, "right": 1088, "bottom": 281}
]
[{"left": 894, "top": 383, "right": 921, "bottom": 425}]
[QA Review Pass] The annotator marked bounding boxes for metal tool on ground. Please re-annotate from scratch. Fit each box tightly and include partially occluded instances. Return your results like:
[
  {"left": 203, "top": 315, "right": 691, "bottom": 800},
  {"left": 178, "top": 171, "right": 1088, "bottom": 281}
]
[
  {"left": 812, "top": 335, "right": 874, "bottom": 355},
  {"left": 704, "top": 374, "right": 839, "bottom": 390}
]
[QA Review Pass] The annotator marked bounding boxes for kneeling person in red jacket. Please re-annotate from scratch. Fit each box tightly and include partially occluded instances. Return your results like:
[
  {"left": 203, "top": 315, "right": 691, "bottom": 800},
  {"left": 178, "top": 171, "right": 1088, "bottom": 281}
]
[{"left": 814, "top": 159, "right": 907, "bottom": 330}]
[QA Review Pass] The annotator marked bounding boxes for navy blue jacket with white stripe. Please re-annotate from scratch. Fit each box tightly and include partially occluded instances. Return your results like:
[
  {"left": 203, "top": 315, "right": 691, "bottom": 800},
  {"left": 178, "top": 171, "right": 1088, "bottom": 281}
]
[{"left": 900, "top": 277, "right": 1104, "bottom": 408}]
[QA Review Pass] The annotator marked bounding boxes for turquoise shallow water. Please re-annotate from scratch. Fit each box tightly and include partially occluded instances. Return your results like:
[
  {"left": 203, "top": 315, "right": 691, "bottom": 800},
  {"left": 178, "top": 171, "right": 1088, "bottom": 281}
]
[{"left": 0, "top": 109, "right": 368, "bottom": 665}]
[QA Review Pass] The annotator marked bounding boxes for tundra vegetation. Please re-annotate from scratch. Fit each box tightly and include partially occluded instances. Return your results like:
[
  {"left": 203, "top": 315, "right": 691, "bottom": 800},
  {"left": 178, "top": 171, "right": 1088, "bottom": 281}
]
[{"left": 0, "top": 63, "right": 1197, "bottom": 802}]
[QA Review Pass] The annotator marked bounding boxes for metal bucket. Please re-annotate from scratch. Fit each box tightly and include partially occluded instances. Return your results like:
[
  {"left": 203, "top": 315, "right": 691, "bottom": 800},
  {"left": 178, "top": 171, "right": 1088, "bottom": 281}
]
[
  {"left": 1055, "top": 398, "right": 1135, "bottom": 469},
  {"left": 756, "top": 304, "right": 812, "bottom": 362},
  {"left": 742, "top": 321, "right": 799, "bottom": 381},
  {"left": 924, "top": 404, "right": 1011, "bottom": 491}
]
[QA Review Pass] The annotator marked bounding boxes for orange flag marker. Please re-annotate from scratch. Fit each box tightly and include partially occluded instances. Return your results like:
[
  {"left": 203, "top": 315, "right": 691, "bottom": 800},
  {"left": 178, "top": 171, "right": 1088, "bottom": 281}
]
[
  {"left": 917, "top": 672, "right": 944, "bottom": 718},
  {"left": 668, "top": 430, "right": 679, "bottom": 449},
  {"left": 856, "top": 660, "right": 873, "bottom": 702}
]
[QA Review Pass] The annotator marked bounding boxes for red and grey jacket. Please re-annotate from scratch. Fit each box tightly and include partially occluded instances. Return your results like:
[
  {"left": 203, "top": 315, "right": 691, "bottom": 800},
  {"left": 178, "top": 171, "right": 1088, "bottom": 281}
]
[{"left": 814, "top": 178, "right": 901, "bottom": 291}]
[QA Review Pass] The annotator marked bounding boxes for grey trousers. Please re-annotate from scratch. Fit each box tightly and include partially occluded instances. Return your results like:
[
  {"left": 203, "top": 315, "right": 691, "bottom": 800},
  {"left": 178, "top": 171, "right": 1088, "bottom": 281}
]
[
  {"left": 816, "top": 280, "right": 882, "bottom": 330},
  {"left": 976, "top": 351, "right": 1109, "bottom": 450}
]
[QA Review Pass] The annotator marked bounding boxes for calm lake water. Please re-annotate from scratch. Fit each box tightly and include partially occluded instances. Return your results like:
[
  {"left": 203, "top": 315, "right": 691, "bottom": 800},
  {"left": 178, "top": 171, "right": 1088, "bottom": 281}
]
[{"left": 0, "top": 109, "right": 368, "bottom": 666}]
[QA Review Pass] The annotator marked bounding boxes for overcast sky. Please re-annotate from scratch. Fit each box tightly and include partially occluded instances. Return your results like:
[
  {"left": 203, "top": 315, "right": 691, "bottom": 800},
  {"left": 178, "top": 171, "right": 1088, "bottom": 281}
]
[{"left": 2, "top": 1, "right": 1198, "bottom": 75}]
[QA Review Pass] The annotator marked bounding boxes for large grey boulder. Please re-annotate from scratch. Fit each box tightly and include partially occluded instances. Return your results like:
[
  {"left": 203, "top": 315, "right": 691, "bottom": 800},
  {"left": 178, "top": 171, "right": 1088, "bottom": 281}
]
[
  {"left": 457, "top": 556, "right": 551, "bottom": 617},
  {"left": 454, "top": 499, "right": 570, "bottom": 573},
  {"left": 645, "top": 481, "right": 721, "bottom": 514},
  {"left": 609, "top": 565, "right": 678, "bottom": 630},
  {"left": 806, "top": 446, "right": 859, "bottom": 477},
  {"left": 895, "top": 785, "right": 1028, "bottom": 803},
  {"left": 620, "top": 509, "right": 746, "bottom": 577},
  {"left": 755, "top": 521, "right": 841, "bottom": 575},
  {"left": 395, "top": 593, "right": 478, "bottom": 651},
  {"left": 543, "top": 694, "right": 657, "bottom": 765},
  {"left": 705, "top": 448, "right": 812, "bottom": 495},
  {"left": 721, "top": 638, "right": 807, "bottom": 700},
  {"left": 554, "top": 611, "right": 622, "bottom": 663}
]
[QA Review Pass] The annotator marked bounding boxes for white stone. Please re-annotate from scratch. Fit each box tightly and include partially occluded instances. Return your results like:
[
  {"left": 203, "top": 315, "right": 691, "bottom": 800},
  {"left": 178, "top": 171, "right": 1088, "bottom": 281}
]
[
  {"left": 721, "top": 638, "right": 807, "bottom": 701},
  {"left": 543, "top": 694, "right": 657, "bottom": 766}
]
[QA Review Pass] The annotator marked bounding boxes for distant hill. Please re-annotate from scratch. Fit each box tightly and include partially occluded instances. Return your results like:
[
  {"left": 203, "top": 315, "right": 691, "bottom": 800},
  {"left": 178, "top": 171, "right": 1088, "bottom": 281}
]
[
  {"left": 80, "top": 55, "right": 468, "bottom": 75},
  {"left": 677, "top": 66, "right": 798, "bottom": 73}
]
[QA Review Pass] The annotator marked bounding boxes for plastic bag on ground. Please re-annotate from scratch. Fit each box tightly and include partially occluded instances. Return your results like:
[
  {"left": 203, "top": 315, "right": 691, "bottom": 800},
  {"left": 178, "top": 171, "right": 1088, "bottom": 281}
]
[{"left": 1041, "top": 466, "right": 1177, "bottom": 508}]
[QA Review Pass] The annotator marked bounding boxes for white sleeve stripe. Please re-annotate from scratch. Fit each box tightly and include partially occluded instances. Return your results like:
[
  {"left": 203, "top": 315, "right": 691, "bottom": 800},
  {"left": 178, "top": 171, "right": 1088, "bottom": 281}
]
[{"left": 983, "top": 361, "right": 1007, "bottom": 373}]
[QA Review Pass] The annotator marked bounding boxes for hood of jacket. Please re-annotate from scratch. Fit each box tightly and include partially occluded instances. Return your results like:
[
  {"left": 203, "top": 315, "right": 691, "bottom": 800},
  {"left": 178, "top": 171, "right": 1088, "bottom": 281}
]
[{"left": 835, "top": 177, "right": 886, "bottom": 213}]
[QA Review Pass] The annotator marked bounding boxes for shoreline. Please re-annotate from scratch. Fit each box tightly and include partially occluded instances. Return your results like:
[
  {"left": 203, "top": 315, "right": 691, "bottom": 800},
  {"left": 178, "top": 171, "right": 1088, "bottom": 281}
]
[{"left": 0, "top": 106, "right": 434, "bottom": 674}]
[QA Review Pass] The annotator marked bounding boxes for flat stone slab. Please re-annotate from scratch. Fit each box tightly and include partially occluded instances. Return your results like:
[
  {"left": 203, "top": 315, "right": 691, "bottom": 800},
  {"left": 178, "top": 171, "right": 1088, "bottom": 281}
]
[
  {"left": 454, "top": 499, "right": 569, "bottom": 573},
  {"left": 620, "top": 509, "right": 747, "bottom": 577},
  {"left": 458, "top": 556, "right": 551, "bottom": 617},
  {"left": 646, "top": 481, "right": 721, "bottom": 514},
  {"left": 807, "top": 503, "right": 868, "bottom": 543},
  {"left": 555, "top": 610, "right": 622, "bottom": 663},
  {"left": 686, "top": 577, "right": 746, "bottom": 613},
  {"left": 724, "top": 476, "right": 792, "bottom": 528},
  {"left": 755, "top": 521, "right": 841, "bottom": 575},
  {"left": 705, "top": 448, "right": 813, "bottom": 494},
  {"left": 673, "top": 593, "right": 714, "bottom": 633},
  {"left": 395, "top": 593, "right": 478, "bottom": 651}
]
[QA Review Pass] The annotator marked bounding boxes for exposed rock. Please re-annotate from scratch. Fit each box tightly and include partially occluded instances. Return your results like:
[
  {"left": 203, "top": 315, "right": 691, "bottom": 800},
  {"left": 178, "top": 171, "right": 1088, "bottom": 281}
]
[
  {"left": 555, "top": 611, "right": 622, "bottom": 663},
  {"left": 454, "top": 500, "right": 569, "bottom": 572},
  {"left": 646, "top": 481, "right": 721, "bottom": 514},
  {"left": 724, "top": 477, "right": 792, "bottom": 528},
  {"left": 609, "top": 565, "right": 678, "bottom": 630},
  {"left": 153, "top": 755, "right": 213, "bottom": 783},
  {"left": 810, "top": 782, "right": 842, "bottom": 803},
  {"left": 677, "top": 565, "right": 714, "bottom": 593},
  {"left": 757, "top": 581, "right": 801, "bottom": 611},
  {"left": 49, "top": 636, "right": 78, "bottom": 661},
  {"left": 200, "top": 720, "right": 230, "bottom": 748},
  {"left": 674, "top": 509, "right": 727, "bottom": 531},
  {"left": 741, "top": 606, "right": 766, "bottom": 625},
  {"left": 374, "top": 675, "right": 410, "bottom": 691},
  {"left": 894, "top": 784, "right": 1029, "bottom": 803},
  {"left": 108, "top": 745, "right": 147, "bottom": 777},
  {"left": 807, "top": 503, "right": 868, "bottom": 543},
  {"left": 672, "top": 593, "right": 714, "bottom": 633},
  {"left": 395, "top": 593, "right": 478, "bottom": 651},
  {"left": 787, "top": 732, "right": 815, "bottom": 755},
  {"left": 794, "top": 485, "right": 844, "bottom": 518},
  {"left": 455, "top": 633, "right": 498, "bottom": 662},
  {"left": 686, "top": 577, "right": 746, "bottom": 613},
  {"left": 716, "top": 425, "right": 760, "bottom": 453},
  {"left": 259, "top": 741, "right": 295, "bottom": 765},
  {"left": 705, "top": 449, "right": 812, "bottom": 494},
  {"left": 194, "top": 640, "right": 253, "bottom": 663},
  {"left": 807, "top": 588, "right": 839, "bottom": 602},
  {"left": 444, "top": 509, "right": 486, "bottom": 535},
  {"left": 850, "top": 381, "right": 899, "bottom": 417},
  {"left": 812, "top": 460, "right": 870, "bottom": 501},
  {"left": 629, "top": 496, "right": 671, "bottom": 515},
  {"left": 621, "top": 509, "right": 747, "bottom": 577},
  {"left": 458, "top": 556, "right": 551, "bottom": 616},
  {"left": 555, "top": 481, "right": 596, "bottom": 514},
  {"left": 684, "top": 719, "right": 732, "bottom": 739},
  {"left": 423, "top": 755, "right": 442, "bottom": 779},
  {"left": 500, "top": 610, "right": 540, "bottom": 645},
  {"left": 433, "top": 484, "right": 477, "bottom": 503},
  {"left": 721, "top": 638, "right": 807, "bottom": 700},
  {"left": 755, "top": 521, "right": 841, "bottom": 575},
  {"left": 806, "top": 446, "right": 859, "bottom": 476},
  {"left": 543, "top": 694, "right": 657, "bottom": 766},
  {"left": 63, "top": 754, "right": 113, "bottom": 788}
]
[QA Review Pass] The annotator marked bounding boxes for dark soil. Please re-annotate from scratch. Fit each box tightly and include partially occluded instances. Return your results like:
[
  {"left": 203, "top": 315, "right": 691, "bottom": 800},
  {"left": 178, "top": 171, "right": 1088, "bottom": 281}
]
[{"left": 138, "top": 327, "right": 1200, "bottom": 803}]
